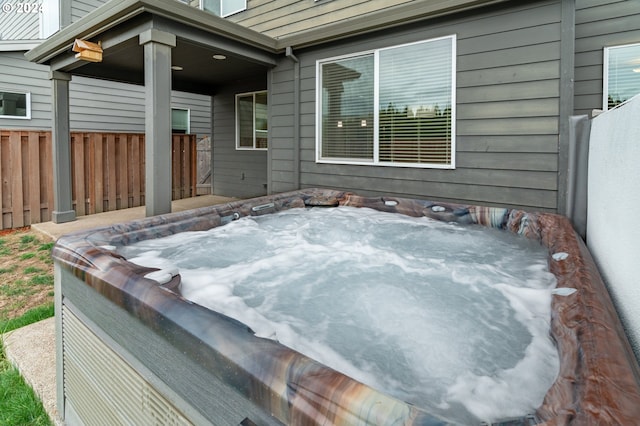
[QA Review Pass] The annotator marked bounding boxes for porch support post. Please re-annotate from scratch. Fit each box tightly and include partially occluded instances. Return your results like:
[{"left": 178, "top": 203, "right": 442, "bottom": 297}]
[
  {"left": 140, "top": 29, "right": 176, "bottom": 217},
  {"left": 49, "top": 70, "right": 76, "bottom": 223}
]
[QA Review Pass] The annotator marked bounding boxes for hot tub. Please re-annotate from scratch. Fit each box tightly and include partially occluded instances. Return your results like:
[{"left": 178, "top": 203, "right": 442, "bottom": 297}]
[{"left": 52, "top": 188, "right": 640, "bottom": 425}]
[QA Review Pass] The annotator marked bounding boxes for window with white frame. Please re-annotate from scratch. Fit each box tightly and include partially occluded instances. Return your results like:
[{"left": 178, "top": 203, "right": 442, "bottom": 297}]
[
  {"left": 0, "top": 90, "right": 31, "bottom": 119},
  {"left": 317, "top": 35, "right": 456, "bottom": 168},
  {"left": 171, "top": 108, "right": 190, "bottom": 134},
  {"left": 604, "top": 42, "right": 640, "bottom": 110},
  {"left": 201, "top": 0, "right": 246, "bottom": 17},
  {"left": 236, "top": 91, "right": 268, "bottom": 150}
]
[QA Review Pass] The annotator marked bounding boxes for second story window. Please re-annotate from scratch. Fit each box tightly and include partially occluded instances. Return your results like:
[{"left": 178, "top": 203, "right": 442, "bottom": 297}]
[
  {"left": 0, "top": 91, "right": 31, "bottom": 119},
  {"left": 201, "top": 0, "right": 246, "bottom": 17}
]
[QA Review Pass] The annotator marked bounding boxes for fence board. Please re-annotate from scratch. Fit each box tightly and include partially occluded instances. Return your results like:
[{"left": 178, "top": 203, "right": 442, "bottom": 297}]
[
  {"left": 43, "top": 132, "right": 53, "bottom": 223},
  {"left": 106, "top": 134, "right": 117, "bottom": 212},
  {"left": 28, "top": 132, "right": 41, "bottom": 225},
  {"left": 10, "top": 132, "right": 24, "bottom": 228},
  {"left": 93, "top": 133, "right": 104, "bottom": 214},
  {"left": 172, "top": 137, "right": 180, "bottom": 200},
  {"left": 130, "top": 134, "right": 141, "bottom": 207},
  {"left": 117, "top": 135, "right": 128, "bottom": 210},
  {"left": 72, "top": 134, "right": 86, "bottom": 216},
  {"left": 0, "top": 130, "right": 197, "bottom": 230},
  {"left": 0, "top": 133, "right": 8, "bottom": 229}
]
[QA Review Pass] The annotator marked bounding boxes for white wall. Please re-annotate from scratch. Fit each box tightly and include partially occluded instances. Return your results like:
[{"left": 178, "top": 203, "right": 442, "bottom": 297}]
[{"left": 587, "top": 94, "right": 640, "bottom": 360}]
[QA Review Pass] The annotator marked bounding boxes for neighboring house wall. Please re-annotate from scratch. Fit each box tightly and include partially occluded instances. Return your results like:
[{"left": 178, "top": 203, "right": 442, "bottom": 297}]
[
  {"left": 228, "top": 0, "right": 414, "bottom": 38},
  {"left": 0, "top": 51, "right": 50, "bottom": 127},
  {"left": 71, "top": 0, "right": 108, "bottom": 23},
  {"left": 574, "top": 0, "right": 640, "bottom": 115},
  {"left": 0, "top": 1, "right": 40, "bottom": 40},
  {"left": 212, "top": 77, "right": 268, "bottom": 198},
  {"left": 270, "top": 0, "right": 563, "bottom": 212},
  {"left": 0, "top": 52, "right": 212, "bottom": 137}
]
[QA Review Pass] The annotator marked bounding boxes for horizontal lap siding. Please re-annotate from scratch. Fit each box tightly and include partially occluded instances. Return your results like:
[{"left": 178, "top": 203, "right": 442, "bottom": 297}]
[
  {"left": 212, "top": 79, "right": 268, "bottom": 198},
  {"left": 0, "top": 52, "right": 51, "bottom": 129},
  {"left": 0, "top": 55, "right": 211, "bottom": 134},
  {"left": 171, "top": 91, "right": 212, "bottom": 138},
  {"left": 292, "top": 1, "right": 561, "bottom": 211},
  {"left": 0, "top": 1, "right": 39, "bottom": 40},
  {"left": 574, "top": 0, "right": 640, "bottom": 115},
  {"left": 71, "top": 0, "right": 108, "bottom": 23},
  {"left": 230, "top": 0, "right": 413, "bottom": 38},
  {"left": 270, "top": 58, "right": 296, "bottom": 194},
  {"left": 69, "top": 77, "right": 146, "bottom": 132}
]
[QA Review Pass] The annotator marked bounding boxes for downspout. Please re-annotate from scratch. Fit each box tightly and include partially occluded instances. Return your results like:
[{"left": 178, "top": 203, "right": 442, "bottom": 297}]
[
  {"left": 286, "top": 46, "right": 301, "bottom": 190},
  {"left": 557, "top": 0, "right": 576, "bottom": 215}
]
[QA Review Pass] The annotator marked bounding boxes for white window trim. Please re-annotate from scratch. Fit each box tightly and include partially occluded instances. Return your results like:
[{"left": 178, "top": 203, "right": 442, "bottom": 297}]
[
  {"left": 603, "top": 42, "right": 640, "bottom": 111},
  {"left": 235, "top": 91, "right": 268, "bottom": 151},
  {"left": 315, "top": 35, "right": 456, "bottom": 169},
  {"left": 171, "top": 107, "right": 191, "bottom": 134},
  {"left": 199, "top": 0, "right": 247, "bottom": 17},
  {"left": 0, "top": 90, "right": 31, "bottom": 120}
]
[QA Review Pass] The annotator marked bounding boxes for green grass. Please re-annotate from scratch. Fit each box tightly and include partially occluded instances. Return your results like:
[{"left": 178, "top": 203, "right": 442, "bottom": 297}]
[
  {"left": 0, "top": 355, "right": 52, "bottom": 426},
  {"left": 0, "top": 303, "right": 54, "bottom": 333},
  {"left": 37, "top": 243, "right": 54, "bottom": 252},
  {"left": 28, "top": 276, "right": 53, "bottom": 286},
  {"left": 19, "top": 235, "right": 37, "bottom": 245},
  {"left": 0, "top": 304, "right": 54, "bottom": 426}
]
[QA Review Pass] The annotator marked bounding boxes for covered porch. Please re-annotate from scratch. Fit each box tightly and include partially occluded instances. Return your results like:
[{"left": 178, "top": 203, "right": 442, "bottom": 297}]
[{"left": 26, "top": 0, "right": 279, "bottom": 223}]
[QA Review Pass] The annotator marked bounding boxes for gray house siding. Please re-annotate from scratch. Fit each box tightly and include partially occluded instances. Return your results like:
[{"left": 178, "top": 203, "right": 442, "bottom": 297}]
[
  {"left": 229, "top": 0, "right": 414, "bottom": 38},
  {"left": 270, "top": 1, "right": 562, "bottom": 211},
  {"left": 574, "top": 0, "right": 640, "bottom": 115},
  {"left": 269, "top": 57, "right": 297, "bottom": 195},
  {"left": 71, "top": 0, "right": 108, "bottom": 23},
  {"left": 212, "top": 77, "right": 268, "bottom": 198},
  {"left": 0, "top": 3, "right": 39, "bottom": 40},
  {"left": 0, "top": 52, "right": 212, "bottom": 136},
  {"left": 0, "top": 51, "right": 50, "bottom": 129}
]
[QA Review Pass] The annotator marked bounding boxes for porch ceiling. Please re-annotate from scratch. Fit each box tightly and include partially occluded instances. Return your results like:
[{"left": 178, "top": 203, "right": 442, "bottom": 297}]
[{"left": 69, "top": 36, "right": 271, "bottom": 95}]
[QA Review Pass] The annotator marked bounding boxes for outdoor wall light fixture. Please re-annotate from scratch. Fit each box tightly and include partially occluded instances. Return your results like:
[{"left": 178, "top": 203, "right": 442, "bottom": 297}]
[
  {"left": 213, "top": 54, "right": 227, "bottom": 60},
  {"left": 72, "top": 39, "right": 103, "bottom": 63}
]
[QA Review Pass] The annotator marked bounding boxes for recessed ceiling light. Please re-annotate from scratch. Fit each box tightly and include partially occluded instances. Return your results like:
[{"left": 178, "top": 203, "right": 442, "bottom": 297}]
[
  {"left": 171, "top": 65, "right": 183, "bottom": 71},
  {"left": 212, "top": 54, "right": 227, "bottom": 60}
]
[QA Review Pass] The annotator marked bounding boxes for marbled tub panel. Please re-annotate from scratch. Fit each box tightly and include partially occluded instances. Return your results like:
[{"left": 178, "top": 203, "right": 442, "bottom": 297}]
[{"left": 52, "top": 188, "right": 640, "bottom": 425}]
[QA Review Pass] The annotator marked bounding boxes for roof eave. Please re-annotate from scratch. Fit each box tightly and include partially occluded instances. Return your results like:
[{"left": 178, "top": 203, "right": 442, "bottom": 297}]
[{"left": 25, "top": 0, "right": 278, "bottom": 65}]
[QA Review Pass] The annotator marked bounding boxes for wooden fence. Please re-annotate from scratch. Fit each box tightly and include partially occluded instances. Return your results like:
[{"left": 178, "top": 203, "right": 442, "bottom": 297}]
[{"left": 0, "top": 130, "right": 197, "bottom": 230}]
